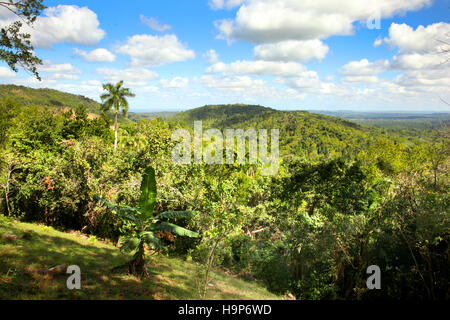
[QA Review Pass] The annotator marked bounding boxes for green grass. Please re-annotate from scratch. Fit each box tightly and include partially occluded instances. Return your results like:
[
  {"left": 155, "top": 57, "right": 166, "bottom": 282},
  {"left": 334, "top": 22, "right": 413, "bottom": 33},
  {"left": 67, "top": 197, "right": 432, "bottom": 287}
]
[{"left": 0, "top": 215, "right": 281, "bottom": 300}]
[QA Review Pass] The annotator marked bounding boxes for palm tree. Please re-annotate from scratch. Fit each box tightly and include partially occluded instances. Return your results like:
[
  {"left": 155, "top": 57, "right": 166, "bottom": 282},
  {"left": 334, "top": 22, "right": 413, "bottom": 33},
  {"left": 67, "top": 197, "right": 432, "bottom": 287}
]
[{"left": 100, "top": 81, "right": 135, "bottom": 151}]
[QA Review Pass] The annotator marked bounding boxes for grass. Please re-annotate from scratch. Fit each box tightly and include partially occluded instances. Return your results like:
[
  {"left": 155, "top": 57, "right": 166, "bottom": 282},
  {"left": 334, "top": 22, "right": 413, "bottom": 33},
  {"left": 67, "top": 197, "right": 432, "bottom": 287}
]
[{"left": 0, "top": 215, "right": 281, "bottom": 300}]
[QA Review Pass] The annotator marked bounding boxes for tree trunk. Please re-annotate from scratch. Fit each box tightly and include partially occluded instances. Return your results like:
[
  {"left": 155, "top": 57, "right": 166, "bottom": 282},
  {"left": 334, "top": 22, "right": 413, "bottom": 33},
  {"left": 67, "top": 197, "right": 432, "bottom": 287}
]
[
  {"left": 4, "top": 164, "right": 14, "bottom": 216},
  {"left": 202, "top": 237, "right": 221, "bottom": 299},
  {"left": 127, "top": 242, "right": 147, "bottom": 277},
  {"left": 114, "top": 112, "right": 118, "bottom": 152}
]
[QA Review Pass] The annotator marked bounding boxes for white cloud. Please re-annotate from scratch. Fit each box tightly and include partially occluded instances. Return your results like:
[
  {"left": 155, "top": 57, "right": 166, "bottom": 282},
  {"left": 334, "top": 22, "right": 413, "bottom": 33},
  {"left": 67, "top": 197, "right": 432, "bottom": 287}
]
[
  {"left": 374, "top": 38, "right": 383, "bottom": 47},
  {"left": 340, "top": 59, "right": 390, "bottom": 76},
  {"left": 254, "top": 40, "right": 329, "bottom": 62},
  {"left": 97, "top": 68, "right": 159, "bottom": 87},
  {"left": 37, "top": 60, "right": 81, "bottom": 80},
  {"left": 160, "top": 77, "right": 189, "bottom": 88},
  {"left": 140, "top": 15, "right": 172, "bottom": 32},
  {"left": 339, "top": 59, "right": 393, "bottom": 86},
  {"left": 214, "top": 0, "right": 431, "bottom": 43},
  {"left": 115, "top": 34, "right": 195, "bottom": 67},
  {"left": 391, "top": 53, "right": 444, "bottom": 70},
  {"left": 383, "top": 22, "right": 450, "bottom": 53},
  {"left": 74, "top": 48, "right": 116, "bottom": 63},
  {"left": 22, "top": 5, "right": 105, "bottom": 49},
  {"left": 203, "top": 49, "right": 220, "bottom": 64},
  {"left": 39, "top": 60, "right": 80, "bottom": 73},
  {"left": 209, "top": 0, "right": 244, "bottom": 10},
  {"left": 201, "top": 75, "right": 264, "bottom": 90},
  {"left": 0, "top": 66, "right": 16, "bottom": 78},
  {"left": 206, "top": 60, "right": 307, "bottom": 76},
  {"left": 53, "top": 80, "right": 104, "bottom": 99}
]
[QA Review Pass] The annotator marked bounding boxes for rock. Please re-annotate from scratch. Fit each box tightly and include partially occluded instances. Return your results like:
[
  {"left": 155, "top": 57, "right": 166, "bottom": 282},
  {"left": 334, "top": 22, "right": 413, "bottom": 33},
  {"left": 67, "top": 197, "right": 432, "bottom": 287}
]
[
  {"left": 44, "top": 264, "right": 68, "bottom": 275},
  {"left": 2, "top": 233, "right": 17, "bottom": 242},
  {"left": 285, "top": 293, "right": 296, "bottom": 300}
]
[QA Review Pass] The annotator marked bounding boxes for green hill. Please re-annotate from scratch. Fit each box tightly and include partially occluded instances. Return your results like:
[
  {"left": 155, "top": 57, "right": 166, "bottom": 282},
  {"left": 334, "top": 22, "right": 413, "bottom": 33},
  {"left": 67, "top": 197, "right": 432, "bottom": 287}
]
[
  {"left": 172, "top": 104, "right": 274, "bottom": 125},
  {"left": 0, "top": 84, "right": 102, "bottom": 114},
  {"left": 0, "top": 215, "right": 281, "bottom": 300},
  {"left": 171, "top": 104, "right": 371, "bottom": 160},
  {"left": 0, "top": 85, "right": 135, "bottom": 123}
]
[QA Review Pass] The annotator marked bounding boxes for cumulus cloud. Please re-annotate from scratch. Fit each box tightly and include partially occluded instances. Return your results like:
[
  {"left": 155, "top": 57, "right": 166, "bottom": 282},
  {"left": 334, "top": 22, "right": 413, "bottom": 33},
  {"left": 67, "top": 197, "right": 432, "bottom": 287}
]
[
  {"left": 391, "top": 53, "right": 444, "bottom": 70},
  {"left": 203, "top": 49, "right": 220, "bottom": 64},
  {"left": 0, "top": 66, "right": 16, "bottom": 78},
  {"left": 206, "top": 60, "right": 307, "bottom": 76},
  {"left": 337, "top": 21, "right": 450, "bottom": 103},
  {"left": 22, "top": 5, "right": 105, "bottom": 49},
  {"left": 380, "top": 23, "right": 450, "bottom": 72},
  {"left": 340, "top": 59, "right": 390, "bottom": 76},
  {"left": 160, "top": 77, "right": 189, "bottom": 88},
  {"left": 140, "top": 15, "right": 172, "bottom": 32},
  {"left": 254, "top": 40, "right": 329, "bottom": 62},
  {"left": 201, "top": 75, "right": 264, "bottom": 90},
  {"left": 382, "top": 22, "right": 450, "bottom": 53},
  {"left": 209, "top": 0, "right": 244, "bottom": 10},
  {"left": 115, "top": 34, "right": 195, "bottom": 67},
  {"left": 37, "top": 60, "right": 81, "bottom": 80},
  {"left": 39, "top": 60, "right": 80, "bottom": 73},
  {"left": 97, "top": 68, "right": 159, "bottom": 87},
  {"left": 74, "top": 48, "right": 116, "bottom": 63},
  {"left": 214, "top": 0, "right": 431, "bottom": 43}
]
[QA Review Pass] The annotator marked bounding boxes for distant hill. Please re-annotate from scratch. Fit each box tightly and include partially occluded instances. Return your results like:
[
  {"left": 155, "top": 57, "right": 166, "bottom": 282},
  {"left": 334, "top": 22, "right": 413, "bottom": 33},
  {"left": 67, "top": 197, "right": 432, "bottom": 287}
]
[
  {"left": 0, "top": 84, "right": 136, "bottom": 123},
  {"left": 314, "top": 110, "right": 450, "bottom": 129},
  {"left": 170, "top": 104, "right": 372, "bottom": 160},
  {"left": 0, "top": 84, "right": 102, "bottom": 114},
  {"left": 172, "top": 104, "right": 275, "bottom": 126},
  {"left": 128, "top": 111, "right": 179, "bottom": 121}
]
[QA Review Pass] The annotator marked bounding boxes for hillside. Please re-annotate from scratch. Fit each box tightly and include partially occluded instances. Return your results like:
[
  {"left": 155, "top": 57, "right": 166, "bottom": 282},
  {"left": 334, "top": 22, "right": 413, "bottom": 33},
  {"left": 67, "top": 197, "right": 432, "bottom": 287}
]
[
  {"left": 0, "top": 85, "right": 102, "bottom": 114},
  {"left": 172, "top": 104, "right": 274, "bottom": 125},
  {"left": 0, "top": 215, "right": 281, "bottom": 300},
  {"left": 171, "top": 104, "right": 371, "bottom": 160},
  {"left": 0, "top": 85, "right": 135, "bottom": 124}
]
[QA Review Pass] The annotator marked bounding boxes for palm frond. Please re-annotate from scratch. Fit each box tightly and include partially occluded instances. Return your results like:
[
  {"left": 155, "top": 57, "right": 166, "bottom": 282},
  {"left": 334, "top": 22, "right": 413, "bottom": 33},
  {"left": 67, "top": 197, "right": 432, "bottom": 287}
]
[
  {"left": 141, "top": 231, "right": 161, "bottom": 250},
  {"left": 151, "top": 222, "right": 199, "bottom": 238},
  {"left": 118, "top": 236, "right": 141, "bottom": 253}
]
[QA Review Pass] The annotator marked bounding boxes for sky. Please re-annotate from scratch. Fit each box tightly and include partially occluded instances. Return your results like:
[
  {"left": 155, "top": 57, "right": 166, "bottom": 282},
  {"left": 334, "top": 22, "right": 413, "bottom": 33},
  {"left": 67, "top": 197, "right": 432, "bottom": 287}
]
[{"left": 0, "top": 0, "right": 449, "bottom": 112}]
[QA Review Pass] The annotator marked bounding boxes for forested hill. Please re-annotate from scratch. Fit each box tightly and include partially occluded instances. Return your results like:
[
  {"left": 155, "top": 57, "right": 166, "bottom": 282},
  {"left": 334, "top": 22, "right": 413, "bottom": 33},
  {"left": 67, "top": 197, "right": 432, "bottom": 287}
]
[
  {"left": 171, "top": 104, "right": 371, "bottom": 159},
  {"left": 172, "top": 104, "right": 275, "bottom": 125},
  {"left": 0, "top": 84, "right": 102, "bottom": 114}
]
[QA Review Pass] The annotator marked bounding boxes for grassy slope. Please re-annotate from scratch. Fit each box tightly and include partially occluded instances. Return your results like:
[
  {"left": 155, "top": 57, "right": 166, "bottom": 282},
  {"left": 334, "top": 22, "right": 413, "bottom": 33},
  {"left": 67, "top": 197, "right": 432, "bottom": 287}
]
[
  {"left": 0, "top": 85, "right": 131, "bottom": 123},
  {"left": 0, "top": 215, "right": 280, "bottom": 300}
]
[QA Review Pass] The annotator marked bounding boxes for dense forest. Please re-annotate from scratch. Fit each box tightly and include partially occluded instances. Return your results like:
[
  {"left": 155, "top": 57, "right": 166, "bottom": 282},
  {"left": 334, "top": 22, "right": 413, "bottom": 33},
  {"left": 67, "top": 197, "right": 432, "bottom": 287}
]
[{"left": 0, "top": 86, "right": 449, "bottom": 300}]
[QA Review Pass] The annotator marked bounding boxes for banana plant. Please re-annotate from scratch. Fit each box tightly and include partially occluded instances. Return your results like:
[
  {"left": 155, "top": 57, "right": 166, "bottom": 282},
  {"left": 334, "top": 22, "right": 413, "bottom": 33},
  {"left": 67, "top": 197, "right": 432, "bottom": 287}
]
[{"left": 94, "top": 166, "right": 199, "bottom": 276}]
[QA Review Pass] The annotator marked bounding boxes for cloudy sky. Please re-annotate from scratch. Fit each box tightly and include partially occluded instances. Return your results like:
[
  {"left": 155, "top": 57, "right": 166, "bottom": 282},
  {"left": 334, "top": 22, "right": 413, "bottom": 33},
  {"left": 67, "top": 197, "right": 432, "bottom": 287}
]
[{"left": 0, "top": 0, "right": 449, "bottom": 112}]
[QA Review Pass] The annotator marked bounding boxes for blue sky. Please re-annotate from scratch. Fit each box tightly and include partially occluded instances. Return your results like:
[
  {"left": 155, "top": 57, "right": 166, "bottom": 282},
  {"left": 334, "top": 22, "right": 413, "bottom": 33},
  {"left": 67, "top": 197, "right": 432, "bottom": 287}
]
[{"left": 0, "top": 0, "right": 449, "bottom": 112}]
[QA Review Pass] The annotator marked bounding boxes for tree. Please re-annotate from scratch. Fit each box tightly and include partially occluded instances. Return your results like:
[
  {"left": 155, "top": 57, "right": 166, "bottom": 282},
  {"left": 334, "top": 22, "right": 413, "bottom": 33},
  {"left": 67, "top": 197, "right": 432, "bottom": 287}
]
[
  {"left": 100, "top": 81, "right": 135, "bottom": 151},
  {"left": 94, "top": 166, "right": 199, "bottom": 276},
  {"left": 0, "top": 0, "right": 45, "bottom": 79}
]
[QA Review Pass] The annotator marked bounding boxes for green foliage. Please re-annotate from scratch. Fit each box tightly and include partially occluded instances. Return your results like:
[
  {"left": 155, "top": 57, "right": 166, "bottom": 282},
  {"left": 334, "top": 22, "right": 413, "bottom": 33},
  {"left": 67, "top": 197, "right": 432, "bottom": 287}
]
[
  {"left": 0, "top": 84, "right": 103, "bottom": 114},
  {"left": 0, "top": 99, "right": 18, "bottom": 149},
  {"left": 1, "top": 96, "right": 448, "bottom": 299},
  {"left": 100, "top": 81, "right": 136, "bottom": 151},
  {"left": 0, "top": 0, "right": 45, "bottom": 79},
  {"left": 94, "top": 166, "right": 199, "bottom": 276}
]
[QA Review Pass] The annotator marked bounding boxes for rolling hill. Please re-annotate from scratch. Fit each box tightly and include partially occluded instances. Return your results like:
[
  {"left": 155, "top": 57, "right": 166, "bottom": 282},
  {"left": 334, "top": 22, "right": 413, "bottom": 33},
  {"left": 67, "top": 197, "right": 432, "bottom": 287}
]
[
  {"left": 0, "top": 85, "right": 102, "bottom": 114},
  {"left": 171, "top": 104, "right": 372, "bottom": 160},
  {"left": 0, "top": 85, "right": 138, "bottom": 123}
]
